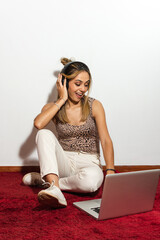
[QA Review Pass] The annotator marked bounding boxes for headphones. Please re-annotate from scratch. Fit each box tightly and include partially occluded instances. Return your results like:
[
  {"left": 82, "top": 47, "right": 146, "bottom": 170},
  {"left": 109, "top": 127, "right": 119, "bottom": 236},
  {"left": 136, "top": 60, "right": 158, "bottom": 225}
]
[
  {"left": 60, "top": 61, "right": 76, "bottom": 89},
  {"left": 60, "top": 61, "right": 89, "bottom": 89}
]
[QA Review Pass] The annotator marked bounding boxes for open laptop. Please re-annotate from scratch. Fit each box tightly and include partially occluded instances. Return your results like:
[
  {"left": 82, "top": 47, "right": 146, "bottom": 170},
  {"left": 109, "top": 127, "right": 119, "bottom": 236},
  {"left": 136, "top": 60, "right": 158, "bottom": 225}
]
[{"left": 73, "top": 169, "right": 160, "bottom": 220}]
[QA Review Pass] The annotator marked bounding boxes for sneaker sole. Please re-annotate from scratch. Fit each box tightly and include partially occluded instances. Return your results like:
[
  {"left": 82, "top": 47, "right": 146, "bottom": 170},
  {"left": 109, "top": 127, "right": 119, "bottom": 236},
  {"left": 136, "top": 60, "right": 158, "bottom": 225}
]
[{"left": 38, "top": 192, "right": 67, "bottom": 208}]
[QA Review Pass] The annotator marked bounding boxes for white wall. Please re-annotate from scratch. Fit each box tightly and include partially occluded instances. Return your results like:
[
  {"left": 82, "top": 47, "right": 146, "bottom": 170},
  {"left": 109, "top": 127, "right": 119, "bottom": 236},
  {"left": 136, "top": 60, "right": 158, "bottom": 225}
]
[{"left": 1, "top": 0, "right": 160, "bottom": 166}]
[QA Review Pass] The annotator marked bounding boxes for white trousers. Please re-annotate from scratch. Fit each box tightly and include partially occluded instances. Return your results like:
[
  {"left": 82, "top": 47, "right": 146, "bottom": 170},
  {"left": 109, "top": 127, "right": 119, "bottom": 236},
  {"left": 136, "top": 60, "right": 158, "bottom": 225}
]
[{"left": 36, "top": 129, "right": 104, "bottom": 193}]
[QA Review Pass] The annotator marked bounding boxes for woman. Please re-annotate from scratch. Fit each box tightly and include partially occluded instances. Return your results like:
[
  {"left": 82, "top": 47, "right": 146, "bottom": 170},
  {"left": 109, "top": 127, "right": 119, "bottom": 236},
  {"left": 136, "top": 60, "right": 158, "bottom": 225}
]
[{"left": 23, "top": 58, "right": 115, "bottom": 208}]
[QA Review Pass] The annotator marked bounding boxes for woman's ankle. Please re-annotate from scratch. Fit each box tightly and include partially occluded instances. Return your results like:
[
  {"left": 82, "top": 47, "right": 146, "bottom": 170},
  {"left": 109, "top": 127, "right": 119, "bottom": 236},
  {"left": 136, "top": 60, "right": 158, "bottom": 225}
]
[{"left": 44, "top": 173, "right": 59, "bottom": 188}]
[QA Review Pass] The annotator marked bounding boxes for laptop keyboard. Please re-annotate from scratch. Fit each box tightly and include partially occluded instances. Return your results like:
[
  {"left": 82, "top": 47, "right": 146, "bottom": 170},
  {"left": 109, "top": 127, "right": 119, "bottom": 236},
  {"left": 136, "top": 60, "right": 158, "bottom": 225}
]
[{"left": 91, "top": 207, "right": 100, "bottom": 213}]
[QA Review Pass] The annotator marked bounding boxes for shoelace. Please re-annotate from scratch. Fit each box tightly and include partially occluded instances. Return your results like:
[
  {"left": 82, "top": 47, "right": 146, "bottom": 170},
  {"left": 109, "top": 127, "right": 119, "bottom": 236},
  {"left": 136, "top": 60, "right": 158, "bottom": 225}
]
[
  {"left": 42, "top": 180, "right": 55, "bottom": 189},
  {"left": 42, "top": 181, "right": 66, "bottom": 201}
]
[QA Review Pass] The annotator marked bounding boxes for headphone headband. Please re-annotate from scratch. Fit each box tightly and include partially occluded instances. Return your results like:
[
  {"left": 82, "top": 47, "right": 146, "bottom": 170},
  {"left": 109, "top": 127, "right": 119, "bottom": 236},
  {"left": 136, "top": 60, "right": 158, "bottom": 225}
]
[
  {"left": 61, "top": 61, "right": 77, "bottom": 74},
  {"left": 61, "top": 61, "right": 88, "bottom": 74}
]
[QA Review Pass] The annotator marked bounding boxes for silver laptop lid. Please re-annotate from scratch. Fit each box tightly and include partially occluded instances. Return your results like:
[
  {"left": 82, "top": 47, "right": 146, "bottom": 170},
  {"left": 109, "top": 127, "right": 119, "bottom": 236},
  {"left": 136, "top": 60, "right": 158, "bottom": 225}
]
[{"left": 98, "top": 169, "right": 160, "bottom": 220}]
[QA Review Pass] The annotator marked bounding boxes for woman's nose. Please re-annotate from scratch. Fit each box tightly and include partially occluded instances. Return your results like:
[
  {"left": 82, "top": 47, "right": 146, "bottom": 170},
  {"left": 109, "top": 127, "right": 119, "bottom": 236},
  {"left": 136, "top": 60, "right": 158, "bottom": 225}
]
[{"left": 79, "top": 85, "right": 85, "bottom": 92}]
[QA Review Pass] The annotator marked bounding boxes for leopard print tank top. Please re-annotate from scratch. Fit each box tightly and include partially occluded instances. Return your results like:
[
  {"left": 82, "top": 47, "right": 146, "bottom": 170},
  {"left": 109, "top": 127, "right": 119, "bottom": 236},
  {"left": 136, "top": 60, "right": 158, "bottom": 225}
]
[{"left": 55, "top": 97, "right": 100, "bottom": 154}]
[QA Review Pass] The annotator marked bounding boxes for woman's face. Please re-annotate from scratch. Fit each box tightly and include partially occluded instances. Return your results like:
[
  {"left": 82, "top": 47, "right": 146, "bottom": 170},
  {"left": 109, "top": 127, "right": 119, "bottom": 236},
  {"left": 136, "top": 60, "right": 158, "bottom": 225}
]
[{"left": 68, "top": 71, "right": 90, "bottom": 102}]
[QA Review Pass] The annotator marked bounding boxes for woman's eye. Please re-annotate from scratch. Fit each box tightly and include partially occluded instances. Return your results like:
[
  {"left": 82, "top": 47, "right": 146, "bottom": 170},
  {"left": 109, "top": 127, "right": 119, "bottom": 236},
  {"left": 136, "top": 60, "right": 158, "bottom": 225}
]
[{"left": 75, "top": 83, "right": 89, "bottom": 87}]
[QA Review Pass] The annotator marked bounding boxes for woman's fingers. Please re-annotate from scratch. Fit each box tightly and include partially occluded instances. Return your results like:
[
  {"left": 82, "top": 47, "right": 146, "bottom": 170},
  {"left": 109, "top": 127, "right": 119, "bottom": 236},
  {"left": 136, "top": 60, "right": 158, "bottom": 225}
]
[
  {"left": 57, "top": 74, "right": 67, "bottom": 89},
  {"left": 56, "top": 73, "right": 62, "bottom": 86},
  {"left": 56, "top": 73, "right": 66, "bottom": 89},
  {"left": 56, "top": 74, "right": 68, "bottom": 100}
]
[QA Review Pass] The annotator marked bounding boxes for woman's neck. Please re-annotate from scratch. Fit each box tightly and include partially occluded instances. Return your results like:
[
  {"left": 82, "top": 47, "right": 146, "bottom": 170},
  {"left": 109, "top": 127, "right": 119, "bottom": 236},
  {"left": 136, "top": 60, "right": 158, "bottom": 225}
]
[{"left": 66, "top": 97, "right": 82, "bottom": 109}]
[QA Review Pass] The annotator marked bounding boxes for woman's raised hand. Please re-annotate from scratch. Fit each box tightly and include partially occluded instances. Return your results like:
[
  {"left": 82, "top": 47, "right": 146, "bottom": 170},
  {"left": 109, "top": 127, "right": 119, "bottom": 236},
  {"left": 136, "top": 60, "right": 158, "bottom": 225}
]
[{"left": 56, "top": 74, "right": 68, "bottom": 102}]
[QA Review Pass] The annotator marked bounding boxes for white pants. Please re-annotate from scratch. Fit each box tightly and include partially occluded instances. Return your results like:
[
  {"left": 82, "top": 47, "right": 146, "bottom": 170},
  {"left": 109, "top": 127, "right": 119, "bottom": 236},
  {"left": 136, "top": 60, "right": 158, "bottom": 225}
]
[{"left": 36, "top": 129, "right": 104, "bottom": 193}]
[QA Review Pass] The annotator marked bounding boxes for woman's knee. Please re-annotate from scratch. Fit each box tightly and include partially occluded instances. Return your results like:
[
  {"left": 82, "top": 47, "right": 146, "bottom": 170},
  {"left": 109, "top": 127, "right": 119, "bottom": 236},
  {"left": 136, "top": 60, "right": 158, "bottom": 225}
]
[
  {"left": 78, "top": 167, "right": 104, "bottom": 193},
  {"left": 35, "top": 129, "right": 55, "bottom": 144}
]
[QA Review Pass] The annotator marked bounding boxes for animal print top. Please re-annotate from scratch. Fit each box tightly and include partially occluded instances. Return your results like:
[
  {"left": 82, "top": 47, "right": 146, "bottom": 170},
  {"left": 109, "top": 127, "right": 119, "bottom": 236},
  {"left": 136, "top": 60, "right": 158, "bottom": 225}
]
[{"left": 55, "top": 97, "right": 100, "bottom": 154}]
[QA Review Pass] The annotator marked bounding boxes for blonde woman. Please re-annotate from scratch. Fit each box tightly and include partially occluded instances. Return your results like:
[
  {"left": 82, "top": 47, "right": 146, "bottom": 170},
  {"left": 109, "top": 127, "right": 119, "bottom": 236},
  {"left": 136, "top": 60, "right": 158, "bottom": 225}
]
[{"left": 23, "top": 58, "right": 115, "bottom": 208}]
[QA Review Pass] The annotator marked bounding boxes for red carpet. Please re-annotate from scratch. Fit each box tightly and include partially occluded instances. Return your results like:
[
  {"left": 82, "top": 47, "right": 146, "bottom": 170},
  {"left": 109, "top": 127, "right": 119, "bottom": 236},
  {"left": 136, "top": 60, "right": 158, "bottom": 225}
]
[{"left": 0, "top": 172, "right": 160, "bottom": 240}]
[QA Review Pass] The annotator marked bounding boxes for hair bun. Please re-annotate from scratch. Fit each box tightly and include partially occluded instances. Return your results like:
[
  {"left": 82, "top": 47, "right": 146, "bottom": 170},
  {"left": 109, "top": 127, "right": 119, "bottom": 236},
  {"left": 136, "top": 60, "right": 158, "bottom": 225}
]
[{"left": 61, "top": 57, "right": 73, "bottom": 66}]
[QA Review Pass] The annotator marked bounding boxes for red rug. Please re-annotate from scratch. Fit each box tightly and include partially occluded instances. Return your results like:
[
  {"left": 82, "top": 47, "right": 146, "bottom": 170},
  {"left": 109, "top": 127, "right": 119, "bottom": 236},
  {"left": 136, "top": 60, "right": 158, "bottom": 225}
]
[{"left": 0, "top": 172, "right": 160, "bottom": 240}]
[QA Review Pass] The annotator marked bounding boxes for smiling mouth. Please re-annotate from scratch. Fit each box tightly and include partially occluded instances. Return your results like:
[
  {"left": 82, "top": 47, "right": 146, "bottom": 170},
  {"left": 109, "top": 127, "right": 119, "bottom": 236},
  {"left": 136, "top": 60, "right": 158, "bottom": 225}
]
[{"left": 76, "top": 92, "right": 83, "bottom": 98}]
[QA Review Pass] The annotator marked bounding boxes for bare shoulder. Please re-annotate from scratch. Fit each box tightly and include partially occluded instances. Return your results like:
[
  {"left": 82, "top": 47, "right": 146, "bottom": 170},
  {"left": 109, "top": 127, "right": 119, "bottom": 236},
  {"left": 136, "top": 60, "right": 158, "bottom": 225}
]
[
  {"left": 92, "top": 99, "right": 105, "bottom": 118},
  {"left": 41, "top": 102, "right": 54, "bottom": 113}
]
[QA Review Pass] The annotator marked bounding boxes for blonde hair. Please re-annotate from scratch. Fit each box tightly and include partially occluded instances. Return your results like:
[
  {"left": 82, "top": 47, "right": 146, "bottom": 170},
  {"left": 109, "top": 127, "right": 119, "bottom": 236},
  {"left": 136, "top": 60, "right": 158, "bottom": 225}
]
[{"left": 56, "top": 57, "right": 92, "bottom": 123}]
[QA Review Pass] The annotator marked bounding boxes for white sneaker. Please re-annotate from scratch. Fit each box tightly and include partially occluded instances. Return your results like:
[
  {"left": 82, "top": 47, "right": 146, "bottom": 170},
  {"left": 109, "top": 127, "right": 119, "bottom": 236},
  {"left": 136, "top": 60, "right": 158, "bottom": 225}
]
[
  {"left": 22, "top": 172, "right": 43, "bottom": 186},
  {"left": 38, "top": 181, "right": 67, "bottom": 208}
]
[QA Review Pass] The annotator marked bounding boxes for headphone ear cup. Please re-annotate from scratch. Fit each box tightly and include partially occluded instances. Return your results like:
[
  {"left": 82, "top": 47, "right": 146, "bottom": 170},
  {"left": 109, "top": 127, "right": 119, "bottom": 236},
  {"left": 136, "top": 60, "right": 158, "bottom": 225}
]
[
  {"left": 61, "top": 75, "right": 65, "bottom": 85},
  {"left": 66, "top": 79, "right": 69, "bottom": 90},
  {"left": 61, "top": 75, "right": 69, "bottom": 90}
]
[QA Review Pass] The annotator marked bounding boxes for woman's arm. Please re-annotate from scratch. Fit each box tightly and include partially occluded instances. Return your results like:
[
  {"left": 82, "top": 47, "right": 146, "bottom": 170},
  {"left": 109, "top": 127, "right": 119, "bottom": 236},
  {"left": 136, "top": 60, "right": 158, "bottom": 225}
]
[
  {"left": 34, "top": 74, "right": 68, "bottom": 129},
  {"left": 34, "top": 99, "right": 64, "bottom": 129},
  {"left": 92, "top": 100, "right": 115, "bottom": 175}
]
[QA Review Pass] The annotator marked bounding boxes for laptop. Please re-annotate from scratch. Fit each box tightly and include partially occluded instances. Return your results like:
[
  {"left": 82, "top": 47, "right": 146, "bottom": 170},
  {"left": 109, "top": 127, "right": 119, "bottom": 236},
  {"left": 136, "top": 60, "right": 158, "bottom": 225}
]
[{"left": 73, "top": 169, "right": 160, "bottom": 220}]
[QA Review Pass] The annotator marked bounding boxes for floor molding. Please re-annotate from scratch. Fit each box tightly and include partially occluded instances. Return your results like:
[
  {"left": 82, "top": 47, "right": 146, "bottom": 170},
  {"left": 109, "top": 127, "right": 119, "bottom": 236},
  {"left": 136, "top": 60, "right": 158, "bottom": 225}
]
[
  {"left": 0, "top": 165, "right": 160, "bottom": 173},
  {"left": 0, "top": 166, "right": 40, "bottom": 172}
]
